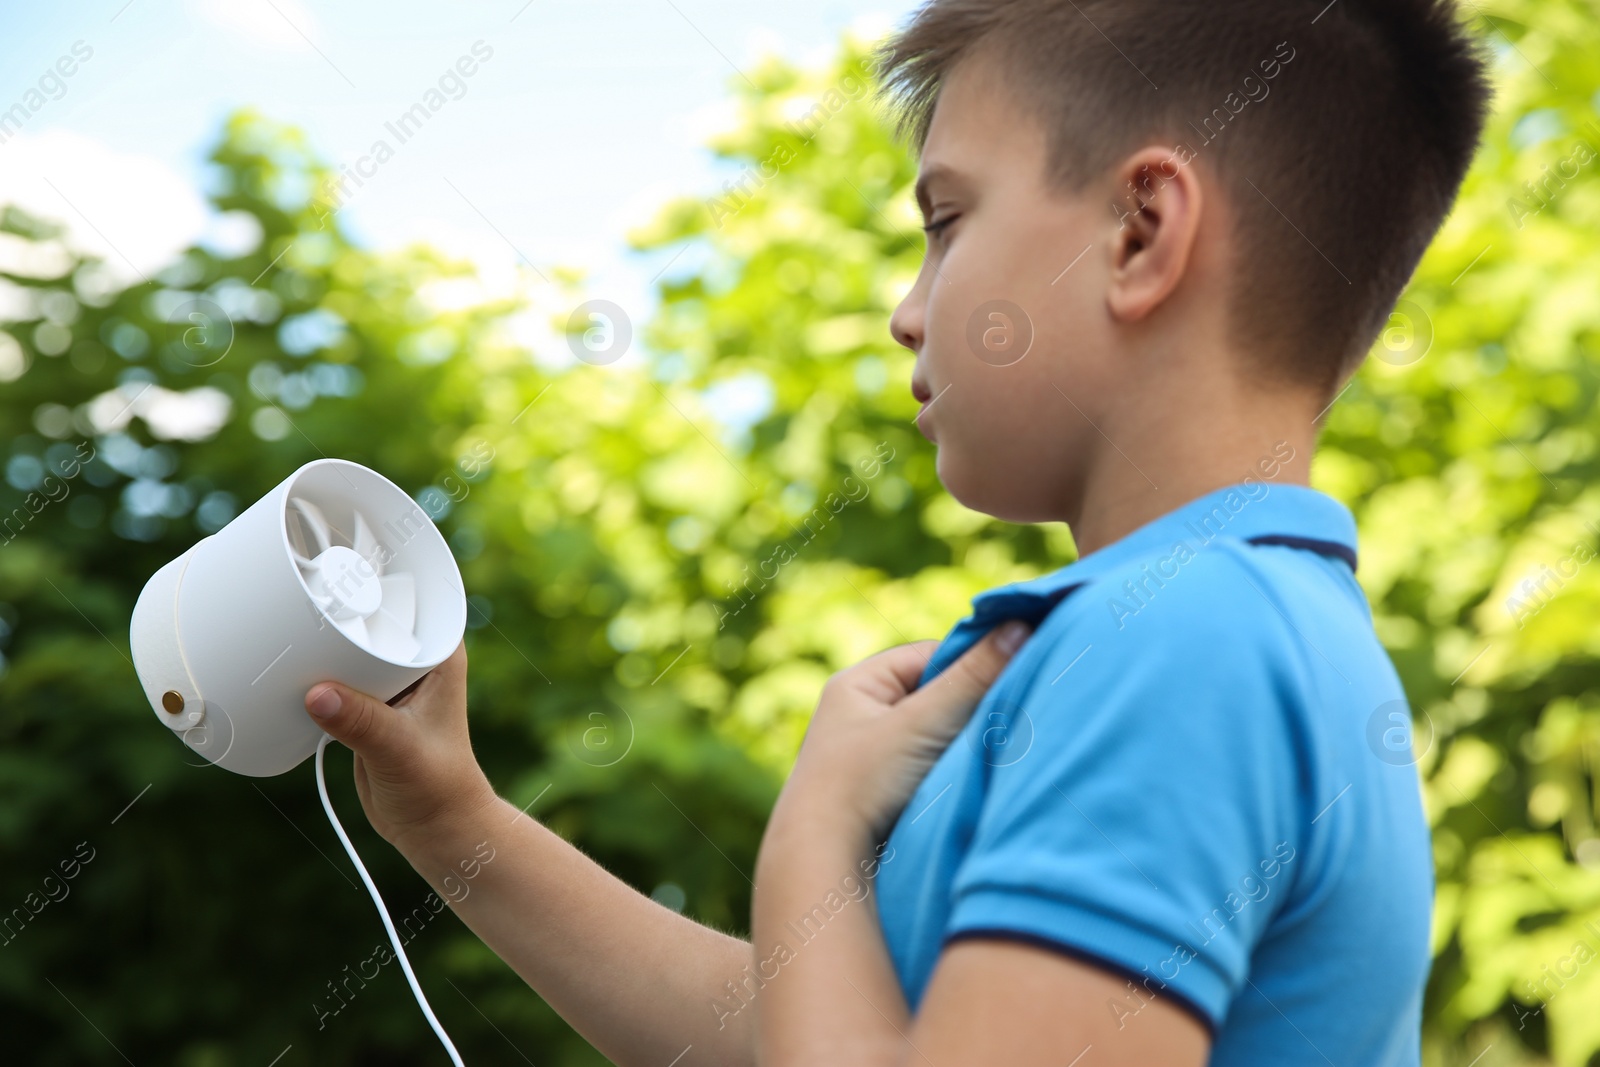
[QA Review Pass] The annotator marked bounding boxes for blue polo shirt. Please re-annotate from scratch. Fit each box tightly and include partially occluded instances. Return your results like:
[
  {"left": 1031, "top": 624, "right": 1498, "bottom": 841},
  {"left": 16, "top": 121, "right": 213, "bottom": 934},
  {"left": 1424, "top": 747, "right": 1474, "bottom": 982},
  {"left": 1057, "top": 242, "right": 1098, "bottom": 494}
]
[{"left": 876, "top": 482, "right": 1432, "bottom": 1066}]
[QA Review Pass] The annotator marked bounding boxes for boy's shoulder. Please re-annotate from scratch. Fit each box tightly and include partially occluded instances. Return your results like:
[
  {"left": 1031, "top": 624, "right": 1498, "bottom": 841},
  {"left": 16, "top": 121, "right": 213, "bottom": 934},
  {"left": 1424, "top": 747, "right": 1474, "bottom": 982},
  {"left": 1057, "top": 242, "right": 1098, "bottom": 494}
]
[
  {"left": 1020, "top": 515, "right": 1372, "bottom": 682},
  {"left": 1062, "top": 524, "right": 1365, "bottom": 643},
  {"left": 924, "top": 484, "right": 1382, "bottom": 715},
  {"left": 957, "top": 493, "right": 1403, "bottom": 763}
]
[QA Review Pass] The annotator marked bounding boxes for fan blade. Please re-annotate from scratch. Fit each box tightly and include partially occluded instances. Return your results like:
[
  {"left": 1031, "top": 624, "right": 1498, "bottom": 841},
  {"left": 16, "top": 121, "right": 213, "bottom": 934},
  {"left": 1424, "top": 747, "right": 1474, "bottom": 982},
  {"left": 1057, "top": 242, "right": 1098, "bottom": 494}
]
[
  {"left": 365, "top": 607, "right": 423, "bottom": 663},
  {"left": 331, "top": 612, "right": 371, "bottom": 650},
  {"left": 286, "top": 508, "right": 315, "bottom": 566},
  {"left": 289, "top": 497, "right": 335, "bottom": 557},
  {"left": 352, "top": 510, "right": 379, "bottom": 568},
  {"left": 377, "top": 572, "right": 417, "bottom": 630}
]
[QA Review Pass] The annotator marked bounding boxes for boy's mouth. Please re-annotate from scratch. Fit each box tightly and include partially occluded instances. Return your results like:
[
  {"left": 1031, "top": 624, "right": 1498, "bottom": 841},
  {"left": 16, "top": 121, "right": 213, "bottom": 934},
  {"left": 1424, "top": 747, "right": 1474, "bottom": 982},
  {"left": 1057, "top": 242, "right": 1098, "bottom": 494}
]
[
  {"left": 910, "top": 375, "right": 937, "bottom": 439},
  {"left": 910, "top": 371, "right": 940, "bottom": 439}
]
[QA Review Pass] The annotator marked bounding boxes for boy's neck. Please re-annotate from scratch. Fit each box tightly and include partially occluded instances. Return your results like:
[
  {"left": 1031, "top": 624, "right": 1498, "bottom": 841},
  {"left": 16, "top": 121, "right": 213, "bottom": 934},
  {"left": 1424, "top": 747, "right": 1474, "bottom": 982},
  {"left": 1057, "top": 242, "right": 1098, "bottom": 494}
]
[{"left": 1063, "top": 375, "right": 1324, "bottom": 559}]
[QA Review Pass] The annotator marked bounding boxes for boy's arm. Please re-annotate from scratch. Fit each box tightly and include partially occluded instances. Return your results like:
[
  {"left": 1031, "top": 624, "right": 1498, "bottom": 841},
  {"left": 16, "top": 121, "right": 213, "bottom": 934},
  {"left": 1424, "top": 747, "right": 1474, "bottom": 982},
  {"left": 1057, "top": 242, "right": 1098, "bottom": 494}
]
[
  {"left": 305, "top": 643, "right": 757, "bottom": 1067},
  {"left": 754, "top": 807, "right": 1209, "bottom": 1066}
]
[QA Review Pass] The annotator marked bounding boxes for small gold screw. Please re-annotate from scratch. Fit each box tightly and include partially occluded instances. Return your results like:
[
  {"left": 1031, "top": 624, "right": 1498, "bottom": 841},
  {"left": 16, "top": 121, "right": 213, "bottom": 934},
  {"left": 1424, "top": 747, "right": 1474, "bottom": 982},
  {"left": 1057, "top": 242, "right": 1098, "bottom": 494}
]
[{"left": 161, "top": 691, "right": 185, "bottom": 715}]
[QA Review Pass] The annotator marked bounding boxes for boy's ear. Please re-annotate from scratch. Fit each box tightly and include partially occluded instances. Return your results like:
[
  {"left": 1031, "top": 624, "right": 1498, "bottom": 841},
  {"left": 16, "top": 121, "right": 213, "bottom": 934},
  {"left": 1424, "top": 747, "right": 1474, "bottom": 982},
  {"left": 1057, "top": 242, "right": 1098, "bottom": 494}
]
[{"left": 1106, "top": 146, "right": 1204, "bottom": 324}]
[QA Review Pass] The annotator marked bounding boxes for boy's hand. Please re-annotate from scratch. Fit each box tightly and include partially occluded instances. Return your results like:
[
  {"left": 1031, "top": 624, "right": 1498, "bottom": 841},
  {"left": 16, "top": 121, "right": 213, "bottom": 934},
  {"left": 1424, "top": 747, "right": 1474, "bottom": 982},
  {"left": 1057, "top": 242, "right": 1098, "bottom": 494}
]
[
  {"left": 303, "top": 640, "right": 499, "bottom": 849},
  {"left": 777, "top": 621, "right": 1031, "bottom": 846}
]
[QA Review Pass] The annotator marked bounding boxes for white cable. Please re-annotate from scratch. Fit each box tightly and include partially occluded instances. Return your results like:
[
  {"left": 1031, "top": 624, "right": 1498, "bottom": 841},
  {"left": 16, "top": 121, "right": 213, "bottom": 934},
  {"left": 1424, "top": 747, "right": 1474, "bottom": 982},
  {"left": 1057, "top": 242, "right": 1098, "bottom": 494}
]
[{"left": 315, "top": 733, "right": 466, "bottom": 1066}]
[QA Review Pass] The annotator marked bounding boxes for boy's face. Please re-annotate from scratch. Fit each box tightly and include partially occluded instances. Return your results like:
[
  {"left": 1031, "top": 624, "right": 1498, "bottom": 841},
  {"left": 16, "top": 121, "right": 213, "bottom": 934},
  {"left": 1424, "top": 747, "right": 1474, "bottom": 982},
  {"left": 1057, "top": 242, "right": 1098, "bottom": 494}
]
[{"left": 892, "top": 55, "right": 1115, "bottom": 525}]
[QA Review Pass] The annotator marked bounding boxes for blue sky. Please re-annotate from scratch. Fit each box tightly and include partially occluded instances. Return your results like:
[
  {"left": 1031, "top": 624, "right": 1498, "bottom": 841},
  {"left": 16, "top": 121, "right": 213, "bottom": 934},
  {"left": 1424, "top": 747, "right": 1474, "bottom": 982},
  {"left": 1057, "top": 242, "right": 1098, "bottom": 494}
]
[{"left": 0, "top": 0, "right": 919, "bottom": 341}]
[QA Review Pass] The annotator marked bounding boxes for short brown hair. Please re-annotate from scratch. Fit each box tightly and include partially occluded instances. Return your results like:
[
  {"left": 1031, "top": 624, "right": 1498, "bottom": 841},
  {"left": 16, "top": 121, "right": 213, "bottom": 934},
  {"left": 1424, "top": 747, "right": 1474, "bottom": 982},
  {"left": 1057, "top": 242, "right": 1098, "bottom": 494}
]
[{"left": 875, "top": 0, "right": 1492, "bottom": 395}]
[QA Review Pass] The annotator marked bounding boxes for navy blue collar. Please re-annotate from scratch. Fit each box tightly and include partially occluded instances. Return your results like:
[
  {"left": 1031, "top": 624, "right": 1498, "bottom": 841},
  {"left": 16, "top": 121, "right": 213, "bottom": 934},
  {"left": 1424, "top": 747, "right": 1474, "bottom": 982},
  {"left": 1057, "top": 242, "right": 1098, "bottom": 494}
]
[{"left": 919, "top": 483, "right": 1359, "bottom": 684}]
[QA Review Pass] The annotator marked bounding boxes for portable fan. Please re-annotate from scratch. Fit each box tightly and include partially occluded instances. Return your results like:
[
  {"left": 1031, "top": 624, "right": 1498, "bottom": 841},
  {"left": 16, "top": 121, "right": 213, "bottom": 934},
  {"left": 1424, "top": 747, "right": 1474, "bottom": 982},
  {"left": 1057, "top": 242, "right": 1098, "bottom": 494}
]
[
  {"left": 130, "top": 458, "right": 470, "bottom": 1065},
  {"left": 130, "top": 458, "right": 466, "bottom": 776}
]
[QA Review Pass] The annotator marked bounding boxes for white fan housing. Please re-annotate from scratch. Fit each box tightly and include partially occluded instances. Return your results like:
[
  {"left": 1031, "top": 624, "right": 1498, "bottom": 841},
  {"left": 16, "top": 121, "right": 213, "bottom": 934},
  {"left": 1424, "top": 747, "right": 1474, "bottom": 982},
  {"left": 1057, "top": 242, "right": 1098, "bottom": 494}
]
[{"left": 130, "top": 459, "right": 467, "bottom": 776}]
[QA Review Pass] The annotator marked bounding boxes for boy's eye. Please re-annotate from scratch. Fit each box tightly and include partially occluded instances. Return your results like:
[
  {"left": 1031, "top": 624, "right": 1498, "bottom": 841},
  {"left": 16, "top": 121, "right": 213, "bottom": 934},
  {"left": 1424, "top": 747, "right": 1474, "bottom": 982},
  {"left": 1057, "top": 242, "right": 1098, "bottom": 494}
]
[{"left": 921, "top": 214, "right": 959, "bottom": 240}]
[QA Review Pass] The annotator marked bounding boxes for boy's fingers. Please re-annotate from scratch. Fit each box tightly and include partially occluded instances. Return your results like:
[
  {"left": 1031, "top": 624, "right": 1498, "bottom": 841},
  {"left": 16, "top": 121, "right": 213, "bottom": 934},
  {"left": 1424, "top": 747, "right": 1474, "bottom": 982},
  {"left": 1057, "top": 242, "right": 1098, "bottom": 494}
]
[
  {"left": 391, "top": 641, "right": 466, "bottom": 707},
  {"left": 434, "top": 640, "right": 468, "bottom": 687},
  {"left": 305, "top": 643, "right": 466, "bottom": 760},
  {"left": 854, "top": 640, "right": 943, "bottom": 702},
  {"left": 306, "top": 681, "right": 408, "bottom": 762},
  {"left": 903, "top": 620, "right": 1031, "bottom": 725}
]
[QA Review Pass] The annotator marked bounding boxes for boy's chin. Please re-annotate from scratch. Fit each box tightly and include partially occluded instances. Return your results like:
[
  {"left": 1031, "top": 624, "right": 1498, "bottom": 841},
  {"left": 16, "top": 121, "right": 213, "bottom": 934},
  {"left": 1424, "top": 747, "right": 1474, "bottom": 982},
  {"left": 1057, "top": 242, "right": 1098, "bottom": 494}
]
[{"left": 936, "top": 448, "right": 1061, "bottom": 525}]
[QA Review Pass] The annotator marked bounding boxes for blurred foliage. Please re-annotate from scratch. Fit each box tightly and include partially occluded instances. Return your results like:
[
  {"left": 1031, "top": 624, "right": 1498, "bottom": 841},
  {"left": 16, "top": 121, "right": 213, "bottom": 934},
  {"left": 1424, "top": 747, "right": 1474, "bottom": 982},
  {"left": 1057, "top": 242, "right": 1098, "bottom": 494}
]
[{"left": 1, "top": 1, "right": 1598, "bottom": 1062}]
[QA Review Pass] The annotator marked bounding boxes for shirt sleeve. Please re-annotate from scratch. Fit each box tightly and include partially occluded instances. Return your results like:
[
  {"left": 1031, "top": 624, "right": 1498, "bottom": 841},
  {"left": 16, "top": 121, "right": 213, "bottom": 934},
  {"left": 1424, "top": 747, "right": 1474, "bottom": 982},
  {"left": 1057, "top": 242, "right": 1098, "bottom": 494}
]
[{"left": 941, "top": 544, "right": 1313, "bottom": 1030}]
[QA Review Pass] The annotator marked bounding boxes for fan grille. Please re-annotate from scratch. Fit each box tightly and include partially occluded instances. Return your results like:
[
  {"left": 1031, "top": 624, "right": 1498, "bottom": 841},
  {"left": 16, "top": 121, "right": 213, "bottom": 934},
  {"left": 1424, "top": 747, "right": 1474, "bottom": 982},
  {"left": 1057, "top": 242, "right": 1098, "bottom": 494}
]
[{"left": 286, "top": 495, "right": 423, "bottom": 663}]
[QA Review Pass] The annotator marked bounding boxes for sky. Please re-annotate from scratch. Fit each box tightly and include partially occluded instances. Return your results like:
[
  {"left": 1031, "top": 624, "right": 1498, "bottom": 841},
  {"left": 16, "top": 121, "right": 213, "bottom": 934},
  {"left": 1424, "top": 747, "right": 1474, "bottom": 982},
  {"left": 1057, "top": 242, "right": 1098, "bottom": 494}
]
[{"left": 0, "top": 0, "right": 920, "bottom": 339}]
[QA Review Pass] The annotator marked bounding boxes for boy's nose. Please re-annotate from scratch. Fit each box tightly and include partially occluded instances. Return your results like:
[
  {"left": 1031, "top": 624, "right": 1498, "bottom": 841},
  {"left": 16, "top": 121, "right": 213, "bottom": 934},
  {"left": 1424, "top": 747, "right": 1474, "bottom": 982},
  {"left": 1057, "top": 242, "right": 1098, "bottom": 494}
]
[{"left": 890, "top": 293, "right": 923, "bottom": 353}]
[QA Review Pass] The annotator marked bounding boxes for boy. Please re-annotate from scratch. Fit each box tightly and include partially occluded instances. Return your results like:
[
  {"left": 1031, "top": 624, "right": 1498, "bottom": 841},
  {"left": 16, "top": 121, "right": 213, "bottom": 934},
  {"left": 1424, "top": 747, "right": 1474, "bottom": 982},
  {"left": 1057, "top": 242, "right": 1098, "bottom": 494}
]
[{"left": 304, "top": 0, "right": 1490, "bottom": 1063}]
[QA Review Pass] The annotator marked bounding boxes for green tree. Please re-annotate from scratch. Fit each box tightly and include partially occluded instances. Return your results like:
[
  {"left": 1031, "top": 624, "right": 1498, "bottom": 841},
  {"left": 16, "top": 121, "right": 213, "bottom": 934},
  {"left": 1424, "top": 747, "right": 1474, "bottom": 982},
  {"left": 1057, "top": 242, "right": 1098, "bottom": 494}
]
[{"left": 0, "top": 110, "right": 777, "bottom": 1065}]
